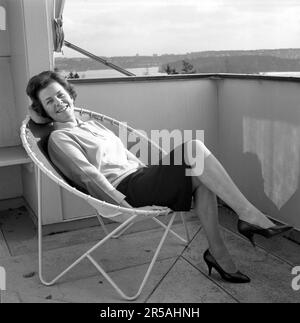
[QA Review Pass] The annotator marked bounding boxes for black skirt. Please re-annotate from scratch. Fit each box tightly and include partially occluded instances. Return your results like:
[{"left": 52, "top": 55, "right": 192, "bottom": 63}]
[{"left": 116, "top": 144, "right": 193, "bottom": 211}]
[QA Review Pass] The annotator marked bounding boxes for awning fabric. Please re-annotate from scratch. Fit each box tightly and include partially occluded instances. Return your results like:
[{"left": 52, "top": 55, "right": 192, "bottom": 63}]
[{"left": 53, "top": 0, "right": 65, "bottom": 52}]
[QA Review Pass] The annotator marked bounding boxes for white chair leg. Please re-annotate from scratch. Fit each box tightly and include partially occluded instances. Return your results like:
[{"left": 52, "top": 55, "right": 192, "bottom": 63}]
[
  {"left": 86, "top": 212, "right": 177, "bottom": 300},
  {"left": 180, "top": 211, "right": 190, "bottom": 242},
  {"left": 37, "top": 168, "right": 179, "bottom": 299},
  {"left": 96, "top": 211, "right": 134, "bottom": 238},
  {"left": 37, "top": 168, "right": 138, "bottom": 286},
  {"left": 152, "top": 216, "right": 187, "bottom": 243}
]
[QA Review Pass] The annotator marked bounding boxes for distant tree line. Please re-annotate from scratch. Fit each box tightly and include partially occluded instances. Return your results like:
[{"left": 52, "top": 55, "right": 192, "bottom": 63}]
[
  {"left": 164, "top": 60, "right": 196, "bottom": 75},
  {"left": 67, "top": 71, "right": 80, "bottom": 79},
  {"left": 161, "top": 55, "right": 300, "bottom": 74},
  {"left": 55, "top": 49, "right": 300, "bottom": 74}
]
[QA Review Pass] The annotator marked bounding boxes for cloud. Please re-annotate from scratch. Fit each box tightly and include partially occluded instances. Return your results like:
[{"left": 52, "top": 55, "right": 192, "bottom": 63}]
[{"left": 61, "top": 0, "right": 300, "bottom": 56}]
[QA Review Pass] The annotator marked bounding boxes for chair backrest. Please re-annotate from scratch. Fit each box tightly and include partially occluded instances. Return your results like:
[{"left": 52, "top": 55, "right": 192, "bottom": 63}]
[
  {"left": 25, "top": 119, "right": 62, "bottom": 178},
  {"left": 20, "top": 108, "right": 167, "bottom": 223}
]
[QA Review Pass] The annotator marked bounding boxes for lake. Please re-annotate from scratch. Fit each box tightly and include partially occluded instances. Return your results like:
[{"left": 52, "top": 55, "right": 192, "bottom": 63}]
[
  {"left": 75, "top": 66, "right": 167, "bottom": 78},
  {"left": 67, "top": 68, "right": 300, "bottom": 79}
]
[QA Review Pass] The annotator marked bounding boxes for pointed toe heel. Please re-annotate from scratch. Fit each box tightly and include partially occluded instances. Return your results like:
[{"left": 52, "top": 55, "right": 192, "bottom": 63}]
[
  {"left": 238, "top": 219, "right": 293, "bottom": 247},
  {"left": 203, "top": 249, "right": 250, "bottom": 284}
]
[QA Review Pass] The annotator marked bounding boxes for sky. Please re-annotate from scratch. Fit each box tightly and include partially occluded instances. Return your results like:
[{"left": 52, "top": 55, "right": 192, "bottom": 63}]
[{"left": 58, "top": 0, "right": 300, "bottom": 58}]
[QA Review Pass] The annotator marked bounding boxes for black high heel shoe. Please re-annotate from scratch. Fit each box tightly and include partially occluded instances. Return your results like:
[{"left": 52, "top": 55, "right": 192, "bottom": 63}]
[
  {"left": 238, "top": 219, "right": 293, "bottom": 247},
  {"left": 203, "top": 249, "right": 250, "bottom": 283}
]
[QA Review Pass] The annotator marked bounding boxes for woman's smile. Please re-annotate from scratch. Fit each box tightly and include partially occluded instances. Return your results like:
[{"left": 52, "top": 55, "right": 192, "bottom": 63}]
[{"left": 38, "top": 81, "right": 77, "bottom": 124}]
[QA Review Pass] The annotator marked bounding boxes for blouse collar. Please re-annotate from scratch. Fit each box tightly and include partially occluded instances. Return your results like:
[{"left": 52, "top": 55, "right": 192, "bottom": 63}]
[{"left": 53, "top": 117, "right": 84, "bottom": 131}]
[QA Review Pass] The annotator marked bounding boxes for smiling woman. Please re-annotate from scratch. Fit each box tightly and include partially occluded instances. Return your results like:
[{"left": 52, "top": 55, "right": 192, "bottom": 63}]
[
  {"left": 26, "top": 70, "right": 77, "bottom": 121},
  {"left": 39, "top": 83, "right": 76, "bottom": 123}
]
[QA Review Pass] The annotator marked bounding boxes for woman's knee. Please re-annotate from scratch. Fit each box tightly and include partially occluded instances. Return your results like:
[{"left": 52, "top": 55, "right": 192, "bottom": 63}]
[
  {"left": 185, "top": 140, "right": 211, "bottom": 176},
  {"left": 186, "top": 140, "right": 211, "bottom": 157}
]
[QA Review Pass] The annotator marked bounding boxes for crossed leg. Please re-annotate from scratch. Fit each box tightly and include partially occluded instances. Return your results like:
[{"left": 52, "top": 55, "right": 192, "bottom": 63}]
[
  {"left": 185, "top": 140, "right": 274, "bottom": 272},
  {"left": 191, "top": 176, "right": 237, "bottom": 272}
]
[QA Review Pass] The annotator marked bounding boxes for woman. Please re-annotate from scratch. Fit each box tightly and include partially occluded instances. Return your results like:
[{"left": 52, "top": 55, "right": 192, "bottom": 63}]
[{"left": 26, "top": 70, "right": 292, "bottom": 284}]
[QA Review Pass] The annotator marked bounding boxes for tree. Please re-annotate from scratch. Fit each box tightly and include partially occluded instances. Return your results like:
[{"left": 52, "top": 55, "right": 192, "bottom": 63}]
[
  {"left": 181, "top": 60, "right": 195, "bottom": 74},
  {"left": 67, "top": 71, "right": 80, "bottom": 79},
  {"left": 164, "top": 64, "right": 178, "bottom": 75},
  {"left": 67, "top": 71, "right": 74, "bottom": 79}
]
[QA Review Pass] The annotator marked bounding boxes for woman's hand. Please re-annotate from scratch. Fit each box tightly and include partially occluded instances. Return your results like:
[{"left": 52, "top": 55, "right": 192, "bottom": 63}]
[
  {"left": 136, "top": 205, "right": 172, "bottom": 214},
  {"left": 120, "top": 199, "right": 172, "bottom": 214},
  {"left": 120, "top": 199, "right": 133, "bottom": 208}
]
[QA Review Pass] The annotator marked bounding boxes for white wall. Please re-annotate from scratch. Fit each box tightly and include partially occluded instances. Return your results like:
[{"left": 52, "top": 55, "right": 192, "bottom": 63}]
[
  {"left": 0, "top": 0, "right": 53, "bottom": 204},
  {"left": 74, "top": 78, "right": 219, "bottom": 156},
  {"left": 0, "top": 0, "right": 20, "bottom": 148},
  {"left": 0, "top": 0, "right": 23, "bottom": 199},
  {"left": 8, "top": 0, "right": 54, "bottom": 127},
  {"left": 0, "top": 0, "right": 9, "bottom": 56},
  {"left": 218, "top": 78, "right": 300, "bottom": 230}
]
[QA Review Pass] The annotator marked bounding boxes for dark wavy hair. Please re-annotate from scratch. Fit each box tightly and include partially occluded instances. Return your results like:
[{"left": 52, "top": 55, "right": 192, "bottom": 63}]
[{"left": 26, "top": 70, "right": 77, "bottom": 118}]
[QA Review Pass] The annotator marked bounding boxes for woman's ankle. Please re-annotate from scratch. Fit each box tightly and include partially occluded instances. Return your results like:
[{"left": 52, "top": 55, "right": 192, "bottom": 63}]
[{"left": 238, "top": 210, "right": 274, "bottom": 229}]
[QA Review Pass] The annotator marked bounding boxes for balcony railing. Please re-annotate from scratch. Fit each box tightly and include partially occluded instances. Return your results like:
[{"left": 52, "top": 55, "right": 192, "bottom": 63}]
[{"left": 66, "top": 74, "right": 300, "bottom": 230}]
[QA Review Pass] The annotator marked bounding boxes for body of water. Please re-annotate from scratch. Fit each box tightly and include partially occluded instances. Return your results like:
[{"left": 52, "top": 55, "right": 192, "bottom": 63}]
[
  {"left": 259, "top": 71, "right": 300, "bottom": 77},
  {"left": 76, "top": 66, "right": 166, "bottom": 78},
  {"left": 66, "top": 67, "right": 300, "bottom": 79}
]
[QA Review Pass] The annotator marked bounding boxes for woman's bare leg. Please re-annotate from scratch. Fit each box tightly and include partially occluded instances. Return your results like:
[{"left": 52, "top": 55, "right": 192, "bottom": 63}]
[
  {"left": 191, "top": 176, "right": 237, "bottom": 272},
  {"left": 186, "top": 140, "right": 274, "bottom": 229}
]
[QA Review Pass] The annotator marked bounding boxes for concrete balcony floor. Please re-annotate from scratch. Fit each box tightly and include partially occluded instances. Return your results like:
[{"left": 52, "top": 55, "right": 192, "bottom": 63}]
[{"left": 0, "top": 205, "right": 299, "bottom": 303}]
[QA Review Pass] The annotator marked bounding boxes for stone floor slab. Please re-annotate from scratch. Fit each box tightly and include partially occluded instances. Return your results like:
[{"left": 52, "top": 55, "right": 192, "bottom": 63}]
[
  {"left": 0, "top": 229, "right": 10, "bottom": 258},
  {"left": 147, "top": 257, "right": 236, "bottom": 303},
  {"left": 183, "top": 226, "right": 300, "bottom": 303},
  {"left": 0, "top": 222, "right": 200, "bottom": 302},
  {"left": 6, "top": 258, "right": 176, "bottom": 303},
  {"left": 218, "top": 205, "right": 300, "bottom": 266},
  {"left": 2, "top": 211, "right": 198, "bottom": 257},
  {"left": 1, "top": 205, "right": 300, "bottom": 303}
]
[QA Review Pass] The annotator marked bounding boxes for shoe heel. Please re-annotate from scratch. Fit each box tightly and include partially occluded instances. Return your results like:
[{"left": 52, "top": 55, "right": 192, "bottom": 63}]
[
  {"left": 205, "top": 261, "right": 213, "bottom": 276},
  {"left": 244, "top": 232, "right": 256, "bottom": 247},
  {"left": 238, "top": 220, "right": 256, "bottom": 247}
]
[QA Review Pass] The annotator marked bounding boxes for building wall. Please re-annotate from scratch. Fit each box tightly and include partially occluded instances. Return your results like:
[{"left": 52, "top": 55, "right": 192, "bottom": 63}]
[
  {"left": 0, "top": 0, "right": 23, "bottom": 200},
  {"left": 218, "top": 78, "right": 300, "bottom": 230},
  {"left": 0, "top": 0, "right": 20, "bottom": 148},
  {"left": 74, "top": 78, "right": 219, "bottom": 156},
  {"left": 0, "top": 0, "right": 53, "bottom": 204}
]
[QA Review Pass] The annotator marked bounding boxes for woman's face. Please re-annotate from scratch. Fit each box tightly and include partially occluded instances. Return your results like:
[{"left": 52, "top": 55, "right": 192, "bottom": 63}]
[{"left": 38, "top": 81, "right": 76, "bottom": 123}]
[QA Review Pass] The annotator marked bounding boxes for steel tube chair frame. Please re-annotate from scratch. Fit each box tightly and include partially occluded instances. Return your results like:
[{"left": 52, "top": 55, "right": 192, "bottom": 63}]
[{"left": 21, "top": 107, "right": 190, "bottom": 301}]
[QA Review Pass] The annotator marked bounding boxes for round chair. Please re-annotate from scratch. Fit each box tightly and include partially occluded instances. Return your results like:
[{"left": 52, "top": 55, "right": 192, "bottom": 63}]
[{"left": 20, "top": 107, "right": 190, "bottom": 300}]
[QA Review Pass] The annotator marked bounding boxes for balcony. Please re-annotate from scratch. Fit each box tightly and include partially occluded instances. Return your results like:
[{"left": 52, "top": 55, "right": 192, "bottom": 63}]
[
  {"left": 1, "top": 0, "right": 300, "bottom": 303},
  {"left": 1, "top": 73, "right": 300, "bottom": 303}
]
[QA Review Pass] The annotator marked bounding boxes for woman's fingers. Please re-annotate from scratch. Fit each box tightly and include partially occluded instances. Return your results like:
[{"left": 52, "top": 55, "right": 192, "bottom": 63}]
[{"left": 137, "top": 205, "right": 172, "bottom": 212}]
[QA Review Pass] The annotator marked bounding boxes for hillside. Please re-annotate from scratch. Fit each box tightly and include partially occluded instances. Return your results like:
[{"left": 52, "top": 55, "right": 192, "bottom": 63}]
[
  {"left": 160, "top": 54, "right": 300, "bottom": 74},
  {"left": 54, "top": 48, "right": 300, "bottom": 74}
]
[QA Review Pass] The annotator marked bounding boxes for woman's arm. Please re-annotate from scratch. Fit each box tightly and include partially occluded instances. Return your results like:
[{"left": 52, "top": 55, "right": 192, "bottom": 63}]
[{"left": 48, "top": 131, "right": 127, "bottom": 205}]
